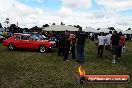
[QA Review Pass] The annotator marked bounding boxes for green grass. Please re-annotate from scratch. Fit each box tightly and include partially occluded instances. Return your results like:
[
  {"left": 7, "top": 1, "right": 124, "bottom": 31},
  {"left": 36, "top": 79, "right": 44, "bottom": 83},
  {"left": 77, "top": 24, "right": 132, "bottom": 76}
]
[{"left": 0, "top": 41, "right": 132, "bottom": 88}]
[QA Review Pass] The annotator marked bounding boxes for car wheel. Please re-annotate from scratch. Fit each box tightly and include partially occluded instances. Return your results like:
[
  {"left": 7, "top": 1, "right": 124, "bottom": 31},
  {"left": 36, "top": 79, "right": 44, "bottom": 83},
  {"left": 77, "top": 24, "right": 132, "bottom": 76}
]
[
  {"left": 8, "top": 44, "right": 15, "bottom": 51},
  {"left": 39, "top": 46, "right": 46, "bottom": 53}
]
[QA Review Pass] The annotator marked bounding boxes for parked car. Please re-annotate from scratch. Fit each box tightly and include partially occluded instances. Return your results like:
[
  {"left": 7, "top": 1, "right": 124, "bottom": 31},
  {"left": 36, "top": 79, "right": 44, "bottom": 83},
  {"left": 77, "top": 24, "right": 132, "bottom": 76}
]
[
  {"left": 3, "top": 34, "right": 55, "bottom": 53},
  {"left": 0, "top": 35, "right": 5, "bottom": 42},
  {"left": 49, "top": 37, "right": 57, "bottom": 47},
  {"left": 49, "top": 37, "right": 57, "bottom": 43},
  {"left": 24, "top": 32, "right": 49, "bottom": 40}
]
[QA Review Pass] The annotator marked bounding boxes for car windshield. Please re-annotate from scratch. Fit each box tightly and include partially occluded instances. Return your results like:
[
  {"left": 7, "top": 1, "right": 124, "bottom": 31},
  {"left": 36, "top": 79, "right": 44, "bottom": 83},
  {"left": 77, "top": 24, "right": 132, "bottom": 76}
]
[
  {"left": 31, "top": 35, "right": 40, "bottom": 40},
  {"left": 31, "top": 34, "right": 48, "bottom": 40}
]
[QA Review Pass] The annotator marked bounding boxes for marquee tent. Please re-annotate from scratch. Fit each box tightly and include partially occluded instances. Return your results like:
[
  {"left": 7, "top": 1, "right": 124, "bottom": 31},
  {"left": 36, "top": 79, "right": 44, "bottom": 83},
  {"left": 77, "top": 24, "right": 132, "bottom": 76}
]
[
  {"left": 115, "top": 28, "right": 123, "bottom": 33},
  {"left": 43, "top": 25, "right": 79, "bottom": 31},
  {"left": 98, "top": 28, "right": 110, "bottom": 33},
  {"left": 83, "top": 27, "right": 98, "bottom": 33}
]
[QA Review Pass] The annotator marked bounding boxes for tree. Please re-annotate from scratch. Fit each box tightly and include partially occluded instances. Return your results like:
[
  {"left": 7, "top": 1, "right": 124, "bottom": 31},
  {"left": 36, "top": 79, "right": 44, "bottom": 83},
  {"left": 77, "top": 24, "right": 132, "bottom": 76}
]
[
  {"left": 0, "top": 23, "right": 2, "bottom": 28},
  {"left": 108, "top": 27, "right": 115, "bottom": 31},
  {"left": 52, "top": 23, "right": 56, "bottom": 25},
  {"left": 10, "top": 24, "right": 18, "bottom": 33},
  {"left": 128, "top": 28, "right": 131, "bottom": 30},
  {"left": 42, "top": 24, "right": 49, "bottom": 27},
  {"left": 74, "top": 25, "right": 82, "bottom": 30},
  {"left": 97, "top": 28, "right": 100, "bottom": 30},
  {"left": 4, "top": 18, "right": 10, "bottom": 28},
  {"left": 61, "top": 22, "right": 65, "bottom": 25}
]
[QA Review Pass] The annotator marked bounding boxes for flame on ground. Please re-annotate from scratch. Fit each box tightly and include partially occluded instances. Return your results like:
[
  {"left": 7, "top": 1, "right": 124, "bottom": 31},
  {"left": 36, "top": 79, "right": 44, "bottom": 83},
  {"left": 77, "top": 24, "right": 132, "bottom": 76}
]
[{"left": 78, "top": 66, "right": 86, "bottom": 76}]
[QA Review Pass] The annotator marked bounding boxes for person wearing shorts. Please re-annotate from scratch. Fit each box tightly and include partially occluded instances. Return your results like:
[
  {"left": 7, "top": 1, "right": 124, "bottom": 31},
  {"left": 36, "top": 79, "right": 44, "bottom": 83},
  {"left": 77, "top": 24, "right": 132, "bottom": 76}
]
[
  {"left": 105, "top": 31, "right": 112, "bottom": 56},
  {"left": 111, "top": 31, "right": 120, "bottom": 63}
]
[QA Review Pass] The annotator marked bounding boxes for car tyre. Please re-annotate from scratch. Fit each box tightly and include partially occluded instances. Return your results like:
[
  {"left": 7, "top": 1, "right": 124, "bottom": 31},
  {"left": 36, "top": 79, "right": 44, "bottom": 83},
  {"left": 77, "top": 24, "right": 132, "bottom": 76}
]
[
  {"left": 39, "top": 46, "right": 46, "bottom": 53},
  {"left": 8, "top": 44, "right": 15, "bottom": 51}
]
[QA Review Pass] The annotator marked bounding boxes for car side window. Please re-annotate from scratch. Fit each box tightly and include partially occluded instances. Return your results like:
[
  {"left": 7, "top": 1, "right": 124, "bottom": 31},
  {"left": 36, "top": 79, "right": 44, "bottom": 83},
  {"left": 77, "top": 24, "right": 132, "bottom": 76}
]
[
  {"left": 21, "top": 35, "right": 30, "bottom": 40},
  {"left": 16, "top": 36, "right": 21, "bottom": 40}
]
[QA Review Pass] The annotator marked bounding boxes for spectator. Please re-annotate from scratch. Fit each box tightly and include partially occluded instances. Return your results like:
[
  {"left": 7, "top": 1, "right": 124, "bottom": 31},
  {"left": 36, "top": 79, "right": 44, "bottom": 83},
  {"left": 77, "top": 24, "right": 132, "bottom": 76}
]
[
  {"left": 117, "top": 32, "right": 125, "bottom": 60},
  {"left": 58, "top": 32, "right": 65, "bottom": 56},
  {"left": 97, "top": 32, "right": 106, "bottom": 58},
  {"left": 92, "top": 33, "right": 95, "bottom": 41},
  {"left": 76, "top": 28, "right": 87, "bottom": 63},
  {"left": 89, "top": 32, "right": 93, "bottom": 41},
  {"left": 71, "top": 34, "right": 76, "bottom": 59},
  {"left": 63, "top": 30, "right": 70, "bottom": 61},
  {"left": 9, "top": 31, "right": 13, "bottom": 37},
  {"left": 105, "top": 31, "right": 112, "bottom": 57},
  {"left": 0, "top": 31, "right": 3, "bottom": 35},
  {"left": 111, "top": 31, "right": 120, "bottom": 64}
]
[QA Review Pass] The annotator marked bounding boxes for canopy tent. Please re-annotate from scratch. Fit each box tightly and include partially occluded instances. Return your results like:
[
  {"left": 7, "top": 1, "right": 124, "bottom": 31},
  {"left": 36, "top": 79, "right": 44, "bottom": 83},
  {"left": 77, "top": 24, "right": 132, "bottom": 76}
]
[
  {"left": 43, "top": 25, "right": 79, "bottom": 31},
  {"left": 115, "top": 28, "right": 123, "bottom": 33},
  {"left": 83, "top": 27, "right": 98, "bottom": 33},
  {"left": 123, "top": 30, "right": 132, "bottom": 34},
  {"left": 98, "top": 28, "right": 110, "bottom": 33},
  {"left": 122, "top": 31, "right": 129, "bottom": 34}
]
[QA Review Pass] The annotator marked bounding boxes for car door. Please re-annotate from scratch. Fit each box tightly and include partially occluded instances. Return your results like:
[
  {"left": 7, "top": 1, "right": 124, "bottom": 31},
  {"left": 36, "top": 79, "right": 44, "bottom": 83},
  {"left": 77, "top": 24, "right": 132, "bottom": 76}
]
[
  {"left": 20, "top": 35, "right": 32, "bottom": 49},
  {"left": 14, "top": 35, "right": 23, "bottom": 48}
]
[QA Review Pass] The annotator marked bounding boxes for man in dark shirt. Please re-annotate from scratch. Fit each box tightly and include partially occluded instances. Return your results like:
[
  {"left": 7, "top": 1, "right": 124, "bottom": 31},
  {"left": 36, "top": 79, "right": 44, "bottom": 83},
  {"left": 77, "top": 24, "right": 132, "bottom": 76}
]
[
  {"left": 76, "top": 28, "right": 87, "bottom": 63},
  {"left": 64, "top": 30, "right": 70, "bottom": 61},
  {"left": 111, "top": 31, "right": 120, "bottom": 63},
  {"left": 58, "top": 32, "right": 63, "bottom": 56}
]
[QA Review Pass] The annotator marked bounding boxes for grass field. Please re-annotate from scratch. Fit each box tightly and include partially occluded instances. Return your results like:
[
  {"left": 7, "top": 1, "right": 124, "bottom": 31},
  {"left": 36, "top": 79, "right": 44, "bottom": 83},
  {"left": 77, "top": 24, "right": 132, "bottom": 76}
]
[{"left": 0, "top": 41, "right": 132, "bottom": 88}]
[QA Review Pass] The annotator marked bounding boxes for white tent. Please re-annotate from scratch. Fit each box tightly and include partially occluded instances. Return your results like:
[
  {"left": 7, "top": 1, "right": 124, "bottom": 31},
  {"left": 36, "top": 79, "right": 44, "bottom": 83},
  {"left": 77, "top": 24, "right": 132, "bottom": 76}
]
[
  {"left": 122, "top": 31, "right": 128, "bottom": 34},
  {"left": 83, "top": 27, "right": 98, "bottom": 33},
  {"left": 122, "top": 30, "right": 132, "bottom": 34},
  {"left": 115, "top": 28, "right": 123, "bottom": 33},
  {"left": 98, "top": 28, "right": 110, "bottom": 33},
  {"left": 43, "top": 25, "right": 79, "bottom": 31},
  {"left": 124, "top": 30, "right": 132, "bottom": 34}
]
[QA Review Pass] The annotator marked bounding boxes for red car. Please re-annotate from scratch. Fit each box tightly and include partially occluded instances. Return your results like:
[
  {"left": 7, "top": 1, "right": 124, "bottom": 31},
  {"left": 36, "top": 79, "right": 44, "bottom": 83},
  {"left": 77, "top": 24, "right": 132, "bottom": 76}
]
[{"left": 3, "top": 34, "right": 55, "bottom": 53}]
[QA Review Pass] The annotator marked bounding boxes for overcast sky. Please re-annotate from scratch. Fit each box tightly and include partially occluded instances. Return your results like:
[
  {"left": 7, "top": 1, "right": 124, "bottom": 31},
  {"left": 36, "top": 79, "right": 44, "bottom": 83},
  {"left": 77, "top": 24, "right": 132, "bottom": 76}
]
[{"left": 0, "top": 0, "right": 132, "bottom": 30}]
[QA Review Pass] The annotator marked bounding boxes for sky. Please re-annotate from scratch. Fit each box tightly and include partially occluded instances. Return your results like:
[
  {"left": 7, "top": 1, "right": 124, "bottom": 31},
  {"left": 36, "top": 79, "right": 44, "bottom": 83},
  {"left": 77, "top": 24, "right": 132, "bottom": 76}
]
[{"left": 0, "top": 0, "right": 132, "bottom": 30}]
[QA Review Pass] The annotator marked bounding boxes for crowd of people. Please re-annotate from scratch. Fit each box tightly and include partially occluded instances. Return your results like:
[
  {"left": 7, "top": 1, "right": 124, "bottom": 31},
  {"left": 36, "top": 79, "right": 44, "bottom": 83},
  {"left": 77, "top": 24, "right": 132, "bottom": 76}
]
[
  {"left": 97, "top": 30, "right": 125, "bottom": 64},
  {"left": 0, "top": 26, "right": 127, "bottom": 64},
  {"left": 56, "top": 29, "right": 126, "bottom": 64},
  {"left": 57, "top": 28, "right": 87, "bottom": 63}
]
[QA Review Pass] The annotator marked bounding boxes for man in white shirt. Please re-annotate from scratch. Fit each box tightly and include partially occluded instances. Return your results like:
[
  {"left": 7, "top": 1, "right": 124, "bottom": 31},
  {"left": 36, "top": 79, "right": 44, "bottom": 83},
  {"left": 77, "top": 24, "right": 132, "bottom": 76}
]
[
  {"left": 90, "top": 32, "right": 93, "bottom": 41},
  {"left": 105, "top": 31, "right": 112, "bottom": 56},
  {"left": 97, "top": 32, "right": 106, "bottom": 58}
]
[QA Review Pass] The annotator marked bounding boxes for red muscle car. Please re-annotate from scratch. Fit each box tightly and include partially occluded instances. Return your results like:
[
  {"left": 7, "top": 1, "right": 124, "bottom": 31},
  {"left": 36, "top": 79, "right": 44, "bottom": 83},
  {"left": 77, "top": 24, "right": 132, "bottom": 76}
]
[{"left": 3, "top": 34, "right": 55, "bottom": 53}]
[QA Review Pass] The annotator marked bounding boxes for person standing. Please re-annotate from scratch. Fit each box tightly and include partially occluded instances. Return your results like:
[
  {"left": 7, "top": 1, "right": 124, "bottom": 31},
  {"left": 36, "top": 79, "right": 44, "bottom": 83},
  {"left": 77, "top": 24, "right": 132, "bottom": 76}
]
[
  {"left": 76, "top": 28, "right": 86, "bottom": 63},
  {"left": 97, "top": 32, "right": 106, "bottom": 58},
  {"left": 71, "top": 35, "right": 76, "bottom": 59},
  {"left": 58, "top": 32, "right": 63, "bottom": 56},
  {"left": 111, "top": 31, "right": 120, "bottom": 64},
  {"left": 105, "top": 31, "right": 112, "bottom": 57},
  {"left": 117, "top": 32, "right": 125, "bottom": 60},
  {"left": 90, "top": 32, "right": 93, "bottom": 41},
  {"left": 63, "top": 30, "right": 70, "bottom": 61}
]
